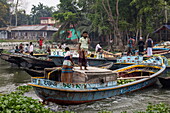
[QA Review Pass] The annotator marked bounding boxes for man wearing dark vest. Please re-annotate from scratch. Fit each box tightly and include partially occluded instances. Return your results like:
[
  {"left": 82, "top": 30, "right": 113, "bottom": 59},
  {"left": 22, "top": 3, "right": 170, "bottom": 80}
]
[{"left": 146, "top": 37, "right": 153, "bottom": 57}]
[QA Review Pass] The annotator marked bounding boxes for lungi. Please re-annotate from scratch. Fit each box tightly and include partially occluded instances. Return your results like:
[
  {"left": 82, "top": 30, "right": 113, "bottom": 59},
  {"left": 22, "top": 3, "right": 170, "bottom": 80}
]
[
  {"left": 61, "top": 60, "right": 73, "bottom": 83},
  {"left": 147, "top": 47, "right": 153, "bottom": 56},
  {"left": 78, "top": 49, "right": 87, "bottom": 66}
]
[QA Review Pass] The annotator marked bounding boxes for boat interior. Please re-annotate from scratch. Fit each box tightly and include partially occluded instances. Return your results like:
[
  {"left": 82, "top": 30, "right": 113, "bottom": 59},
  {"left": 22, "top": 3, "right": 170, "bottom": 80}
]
[
  {"left": 31, "top": 64, "right": 162, "bottom": 86},
  {"left": 115, "top": 65, "right": 161, "bottom": 80}
]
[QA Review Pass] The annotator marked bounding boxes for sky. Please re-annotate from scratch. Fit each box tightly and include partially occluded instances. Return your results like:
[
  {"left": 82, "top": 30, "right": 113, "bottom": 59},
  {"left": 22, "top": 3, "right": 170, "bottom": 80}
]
[{"left": 23, "top": 0, "right": 60, "bottom": 14}]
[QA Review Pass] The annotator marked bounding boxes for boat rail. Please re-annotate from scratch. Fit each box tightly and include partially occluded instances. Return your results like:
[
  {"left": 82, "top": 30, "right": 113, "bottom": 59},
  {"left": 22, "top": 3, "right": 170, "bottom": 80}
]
[{"left": 31, "top": 77, "right": 117, "bottom": 90}]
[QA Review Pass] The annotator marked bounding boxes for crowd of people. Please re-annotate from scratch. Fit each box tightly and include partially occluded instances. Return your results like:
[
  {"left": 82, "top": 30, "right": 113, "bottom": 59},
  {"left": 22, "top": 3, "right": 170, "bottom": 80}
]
[{"left": 127, "top": 36, "right": 153, "bottom": 57}]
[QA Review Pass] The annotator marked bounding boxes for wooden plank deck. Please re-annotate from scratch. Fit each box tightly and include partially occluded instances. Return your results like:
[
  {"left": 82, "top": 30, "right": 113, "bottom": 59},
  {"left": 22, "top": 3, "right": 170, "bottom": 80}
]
[{"left": 73, "top": 67, "right": 113, "bottom": 73}]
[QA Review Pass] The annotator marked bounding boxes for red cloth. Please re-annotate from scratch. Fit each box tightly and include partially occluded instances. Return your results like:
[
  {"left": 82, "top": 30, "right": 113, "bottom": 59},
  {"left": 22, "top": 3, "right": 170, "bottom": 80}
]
[{"left": 39, "top": 40, "right": 43, "bottom": 46}]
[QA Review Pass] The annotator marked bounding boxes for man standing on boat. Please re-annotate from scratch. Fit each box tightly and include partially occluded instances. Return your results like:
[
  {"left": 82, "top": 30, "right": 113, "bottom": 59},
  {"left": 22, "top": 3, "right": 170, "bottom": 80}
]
[
  {"left": 78, "top": 31, "right": 90, "bottom": 70},
  {"left": 146, "top": 37, "right": 153, "bottom": 57}
]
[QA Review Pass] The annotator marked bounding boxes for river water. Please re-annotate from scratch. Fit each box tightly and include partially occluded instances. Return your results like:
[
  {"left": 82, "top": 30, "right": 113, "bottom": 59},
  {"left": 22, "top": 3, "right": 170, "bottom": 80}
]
[{"left": 0, "top": 59, "right": 170, "bottom": 113}]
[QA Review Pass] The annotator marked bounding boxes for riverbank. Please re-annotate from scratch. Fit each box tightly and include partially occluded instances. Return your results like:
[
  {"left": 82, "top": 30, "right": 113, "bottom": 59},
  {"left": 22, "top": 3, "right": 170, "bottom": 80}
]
[
  {"left": 0, "top": 58, "right": 170, "bottom": 113},
  {"left": 1, "top": 85, "right": 170, "bottom": 113}
]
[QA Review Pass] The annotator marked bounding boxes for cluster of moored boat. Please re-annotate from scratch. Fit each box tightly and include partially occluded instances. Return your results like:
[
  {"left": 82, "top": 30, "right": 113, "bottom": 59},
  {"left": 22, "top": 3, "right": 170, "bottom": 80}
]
[{"left": 0, "top": 43, "right": 169, "bottom": 105}]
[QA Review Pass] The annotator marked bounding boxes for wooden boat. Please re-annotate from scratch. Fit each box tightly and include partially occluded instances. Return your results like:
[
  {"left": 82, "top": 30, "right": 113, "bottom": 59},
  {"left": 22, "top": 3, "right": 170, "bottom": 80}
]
[
  {"left": 26, "top": 62, "right": 114, "bottom": 77},
  {"left": 158, "top": 76, "right": 170, "bottom": 88},
  {"left": 29, "top": 56, "right": 166, "bottom": 105},
  {"left": 49, "top": 49, "right": 116, "bottom": 66},
  {"left": 0, "top": 53, "right": 19, "bottom": 65},
  {"left": 24, "top": 68, "right": 44, "bottom": 77},
  {"left": 23, "top": 53, "right": 48, "bottom": 57},
  {"left": 0, "top": 53, "right": 11, "bottom": 61},
  {"left": 111, "top": 56, "right": 151, "bottom": 70},
  {"left": 95, "top": 62, "right": 114, "bottom": 69},
  {"left": 0, "top": 49, "right": 3, "bottom": 54},
  {"left": 49, "top": 55, "right": 116, "bottom": 66},
  {"left": 21, "top": 56, "right": 56, "bottom": 68},
  {"left": 158, "top": 57, "right": 170, "bottom": 88}
]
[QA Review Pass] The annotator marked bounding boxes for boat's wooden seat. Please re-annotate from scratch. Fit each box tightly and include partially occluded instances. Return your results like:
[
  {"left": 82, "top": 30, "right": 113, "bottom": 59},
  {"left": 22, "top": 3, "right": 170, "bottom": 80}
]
[
  {"left": 118, "top": 76, "right": 150, "bottom": 80},
  {"left": 72, "top": 67, "right": 117, "bottom": 83}
]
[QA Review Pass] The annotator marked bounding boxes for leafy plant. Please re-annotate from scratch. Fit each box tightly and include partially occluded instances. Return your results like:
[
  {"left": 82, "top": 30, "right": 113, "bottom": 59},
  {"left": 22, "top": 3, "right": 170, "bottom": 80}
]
[
  {"left": 16, "top": 85, "right": 33, "bottom": 93},
  {"left": 145, "top": 103, "right": 170, "bottom": 113},
  {"left": 0, "top": 92, "right": 54, "bottom": 113}
]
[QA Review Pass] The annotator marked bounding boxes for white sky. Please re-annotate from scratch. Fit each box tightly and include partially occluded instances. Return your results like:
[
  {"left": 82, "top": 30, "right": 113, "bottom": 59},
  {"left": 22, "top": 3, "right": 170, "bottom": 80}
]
[{"left": 23, "top": 0, "right": 60, "bottom": 14}]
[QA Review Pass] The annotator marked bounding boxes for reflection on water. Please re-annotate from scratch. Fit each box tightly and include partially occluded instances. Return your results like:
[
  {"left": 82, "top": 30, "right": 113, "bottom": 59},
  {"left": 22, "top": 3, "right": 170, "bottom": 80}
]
[
  {"left": 0, "top": 59, "right": 31, "bottom": 93},
  {"left": 0, "top": 59, "right": 170, "bottom": 112}
]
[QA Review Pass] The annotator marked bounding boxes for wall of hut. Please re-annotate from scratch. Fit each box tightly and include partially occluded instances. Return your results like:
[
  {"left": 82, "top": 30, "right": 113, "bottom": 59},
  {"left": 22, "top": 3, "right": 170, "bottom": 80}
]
[{"left": 10, "top": 31, "right": 55, "bottom": 40}]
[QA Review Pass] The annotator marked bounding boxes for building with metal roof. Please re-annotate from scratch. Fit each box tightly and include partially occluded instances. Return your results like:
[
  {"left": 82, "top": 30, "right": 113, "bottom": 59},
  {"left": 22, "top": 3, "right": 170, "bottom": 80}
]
[
  {"left": 0, "top": 25, "right": 58, "bottom": 40},
  {"left": 154, "top": 25, "right": 170, "bottom": 41}
]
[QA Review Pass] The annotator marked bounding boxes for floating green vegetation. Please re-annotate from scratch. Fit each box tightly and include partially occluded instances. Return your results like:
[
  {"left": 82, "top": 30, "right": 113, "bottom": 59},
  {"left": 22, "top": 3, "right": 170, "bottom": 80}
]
[
  {"left": 0, "top": 85, "right": 54, "bottom": 113},
  {"left": 144, "top": 103, "right": 170, "bottom": 113},
  {"left": 99, "top": 103, "right": 170, "bottom": 113},
  {"left": 16, "top": 85, "right": 33, "bottom": 93}
]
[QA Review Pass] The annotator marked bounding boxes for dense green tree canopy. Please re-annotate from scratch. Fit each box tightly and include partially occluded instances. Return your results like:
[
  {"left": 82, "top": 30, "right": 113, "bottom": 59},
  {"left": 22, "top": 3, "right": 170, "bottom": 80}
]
[
  {"left": 0, "top": 0, "right": 169, "bottom": 47},
  {"left": 0, "top": 0, "right": 10, "bottom": 27}
]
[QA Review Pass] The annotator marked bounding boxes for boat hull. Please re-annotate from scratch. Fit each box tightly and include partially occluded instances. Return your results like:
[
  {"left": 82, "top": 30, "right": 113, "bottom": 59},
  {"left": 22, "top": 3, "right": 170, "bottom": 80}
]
[
  {"left": 0, "top": 49, "right": 3, "bottom": 54},
  {"left": 22, "top": 56, "right": 56, "bottom": 68},
  {"left": 158, "top": 77, "right": 170, "bottom": 87},
  {"left": 31, "top": 77, "right": 157, "bottom": 105},
  {"left": 24, "top": 68, "right": 44, "bottom": 77}
]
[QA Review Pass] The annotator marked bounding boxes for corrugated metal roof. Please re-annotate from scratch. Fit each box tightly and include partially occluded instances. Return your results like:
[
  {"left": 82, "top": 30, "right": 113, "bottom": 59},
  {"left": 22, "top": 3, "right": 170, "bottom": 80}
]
[
  {"left": 11, "top": 25, "right": 58, "bottom": 31},
  {"left": 0, "top": 26, "right": 16, "bottom": 31},
  {"left": 154, "top": 25, "right": 170, "bottom": 33}
]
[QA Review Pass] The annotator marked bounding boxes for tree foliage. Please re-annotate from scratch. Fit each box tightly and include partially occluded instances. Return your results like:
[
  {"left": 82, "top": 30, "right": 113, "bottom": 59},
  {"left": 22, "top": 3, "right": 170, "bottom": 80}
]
[
  {"left": 30, "top": 3, "right": 55, "bottom": 24},
  {"left": 0, "top": 0, "right": 10, "bottom": 27}
]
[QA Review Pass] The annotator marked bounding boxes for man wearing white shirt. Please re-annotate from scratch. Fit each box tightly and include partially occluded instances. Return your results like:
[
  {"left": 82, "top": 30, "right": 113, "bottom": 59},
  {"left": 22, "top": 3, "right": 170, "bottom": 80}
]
[{"left": 95, "top": 42, "right": 102, "bottom": 53}]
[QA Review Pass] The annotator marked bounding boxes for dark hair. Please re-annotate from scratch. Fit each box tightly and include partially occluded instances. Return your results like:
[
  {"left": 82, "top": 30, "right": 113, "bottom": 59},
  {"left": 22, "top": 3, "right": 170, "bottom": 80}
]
[
  {"left": 65, "top": 47, "right": 70, "bottom": 51},
  {"left": 30, "top": 42, "right": 32, "bottom": 45},
  {"left": 82, "top": 31, "right": 88, "bottom": 34},
  {"left": 26, "top": 44, "right": 29, "bottom": 46}
]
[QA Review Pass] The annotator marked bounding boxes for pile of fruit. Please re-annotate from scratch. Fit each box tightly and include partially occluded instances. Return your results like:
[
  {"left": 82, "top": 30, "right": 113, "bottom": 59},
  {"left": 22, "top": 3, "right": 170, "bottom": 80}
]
[{"left": 117, "top": 79, "right": 136, "bottom": 85}]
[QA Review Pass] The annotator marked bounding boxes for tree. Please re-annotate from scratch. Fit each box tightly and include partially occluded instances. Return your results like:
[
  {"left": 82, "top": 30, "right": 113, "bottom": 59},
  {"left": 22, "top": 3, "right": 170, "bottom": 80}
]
[
  {"left": 30, "top": 2, "right": 55, "bottom": 25},
  {"left": 0, "top": 0, "right": 10, "bottom": 27}
]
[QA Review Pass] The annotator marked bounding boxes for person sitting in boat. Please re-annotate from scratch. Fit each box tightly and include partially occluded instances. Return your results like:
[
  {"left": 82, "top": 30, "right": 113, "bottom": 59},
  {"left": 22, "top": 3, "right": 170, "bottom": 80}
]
[
  {"left": 47, "top": 46, "right": 51, "bottom": 55},
  {"left": 15, "top": 46, "right": 20, "bottom": 53},
  {"left": 24, "top": 44, "right": 29, "bottom": 53},
  {"left": 95, "top": 42, "right": 102, "bottom": 53},
  {"left": 61, "top": 47, "right": 74, "bottom": 83},
  {"left": 95, "top": 42, "right": 103, "bottom": 58},
  {"left": 78, "top": 31, "right": 90, "bottom": 70},
  {"left": 19, "top": 43, "right": 23, "bottom": 53}
]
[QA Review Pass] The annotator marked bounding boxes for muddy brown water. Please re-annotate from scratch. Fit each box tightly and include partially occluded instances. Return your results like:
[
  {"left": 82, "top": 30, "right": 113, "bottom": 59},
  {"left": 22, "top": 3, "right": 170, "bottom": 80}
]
[{"left": 0, "top": 59, "right": 170, "bottom": 113}]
